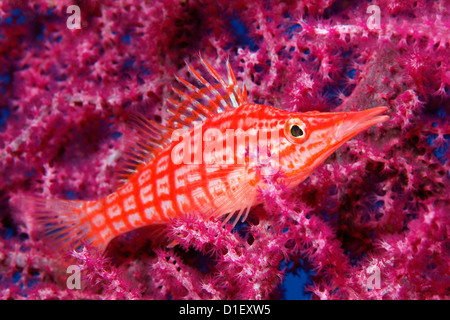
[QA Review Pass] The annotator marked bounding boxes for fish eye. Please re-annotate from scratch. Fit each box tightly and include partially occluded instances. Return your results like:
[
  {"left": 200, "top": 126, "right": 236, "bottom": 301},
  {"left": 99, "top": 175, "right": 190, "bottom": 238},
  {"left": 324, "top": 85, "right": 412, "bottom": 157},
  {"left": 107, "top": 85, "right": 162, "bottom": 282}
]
[
  {"left": 290, "top": 124, "right": 304, "bottom": 137},
  {"left": 284, "top": 118, "right": 307, "bottom": 144}
]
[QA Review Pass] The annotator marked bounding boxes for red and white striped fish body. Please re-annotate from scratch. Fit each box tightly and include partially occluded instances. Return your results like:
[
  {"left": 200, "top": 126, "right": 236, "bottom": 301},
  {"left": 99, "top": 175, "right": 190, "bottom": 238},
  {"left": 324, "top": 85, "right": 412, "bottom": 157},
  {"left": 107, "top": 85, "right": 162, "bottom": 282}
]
[
  {"left": 81, "top": 103, "right": 283, "bottom": 249},
  {"left": 18, "top": 58, "right": 388, "bottom": 252}
]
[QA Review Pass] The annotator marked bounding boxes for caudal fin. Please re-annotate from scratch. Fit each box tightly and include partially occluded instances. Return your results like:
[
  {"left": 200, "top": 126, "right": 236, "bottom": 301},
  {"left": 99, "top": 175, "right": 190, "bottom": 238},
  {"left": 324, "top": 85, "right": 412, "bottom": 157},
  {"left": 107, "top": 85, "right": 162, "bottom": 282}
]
[{"left": 13, "top": 196, "right": 98, "bottom": 252}]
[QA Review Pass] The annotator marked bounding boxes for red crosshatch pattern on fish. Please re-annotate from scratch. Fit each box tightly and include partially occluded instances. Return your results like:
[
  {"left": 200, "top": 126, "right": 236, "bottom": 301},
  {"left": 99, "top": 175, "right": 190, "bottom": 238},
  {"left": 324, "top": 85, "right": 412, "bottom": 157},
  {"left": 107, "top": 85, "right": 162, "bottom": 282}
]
[{"left": 18, "top": 57, "right": 388, "bottom": 252}]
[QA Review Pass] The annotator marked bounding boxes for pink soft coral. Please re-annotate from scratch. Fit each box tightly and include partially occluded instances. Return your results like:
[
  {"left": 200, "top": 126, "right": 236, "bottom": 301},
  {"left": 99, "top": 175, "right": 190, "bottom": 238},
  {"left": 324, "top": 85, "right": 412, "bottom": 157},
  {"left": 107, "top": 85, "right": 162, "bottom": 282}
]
[{"left": 0, "top": 0, "right": 449, "bottom": 300}]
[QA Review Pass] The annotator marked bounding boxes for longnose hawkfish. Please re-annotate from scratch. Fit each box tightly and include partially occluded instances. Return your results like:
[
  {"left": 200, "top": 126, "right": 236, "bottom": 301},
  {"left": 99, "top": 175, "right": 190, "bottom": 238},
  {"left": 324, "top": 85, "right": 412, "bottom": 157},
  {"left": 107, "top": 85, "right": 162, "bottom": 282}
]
[{"left": 18, "top": 57, "right": 389, "bottom": 253}]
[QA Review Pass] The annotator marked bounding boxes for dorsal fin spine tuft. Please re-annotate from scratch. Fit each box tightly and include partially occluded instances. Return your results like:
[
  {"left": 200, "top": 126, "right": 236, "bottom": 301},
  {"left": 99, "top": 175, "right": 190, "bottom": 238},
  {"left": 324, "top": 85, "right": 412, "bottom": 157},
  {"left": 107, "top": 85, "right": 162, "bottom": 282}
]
[{"left": 113, "top": 57, "right": 247, "bottom": 187}]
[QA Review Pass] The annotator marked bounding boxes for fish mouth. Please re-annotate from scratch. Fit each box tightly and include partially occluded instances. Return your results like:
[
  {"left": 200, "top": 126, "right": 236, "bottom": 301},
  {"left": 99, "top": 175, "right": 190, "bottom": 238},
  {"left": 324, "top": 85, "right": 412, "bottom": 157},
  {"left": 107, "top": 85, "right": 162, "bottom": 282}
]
[
  {"left": 312, "top": 106, "right": 389, "bottom": 165},
  {"left": 283, "top": 106, "right": 389, "bottom": 185},
  {"left": 334, "top": 106, "right": 389, "bottom": 143}
]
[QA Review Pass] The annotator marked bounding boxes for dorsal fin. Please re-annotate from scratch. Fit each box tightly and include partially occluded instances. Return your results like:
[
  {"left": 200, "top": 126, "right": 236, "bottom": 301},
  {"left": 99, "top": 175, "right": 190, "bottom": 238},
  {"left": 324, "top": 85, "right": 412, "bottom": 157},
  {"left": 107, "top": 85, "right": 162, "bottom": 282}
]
[
  {"left": 113, "top": 112, "right": 167, "bottom": 187},
  {"left": 113, "top": 57, "right": 247, "bottom": 188},
  {"left": 166, "top": 56, "right": 247, "bottom": 130}
]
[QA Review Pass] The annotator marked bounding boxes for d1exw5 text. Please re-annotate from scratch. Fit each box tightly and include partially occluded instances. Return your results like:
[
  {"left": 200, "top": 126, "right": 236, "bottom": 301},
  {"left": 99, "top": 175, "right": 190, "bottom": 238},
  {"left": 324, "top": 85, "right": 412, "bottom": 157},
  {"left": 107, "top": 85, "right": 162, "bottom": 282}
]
[{"left": 224, "top": 304, "right": 270, "bottom": 315}]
